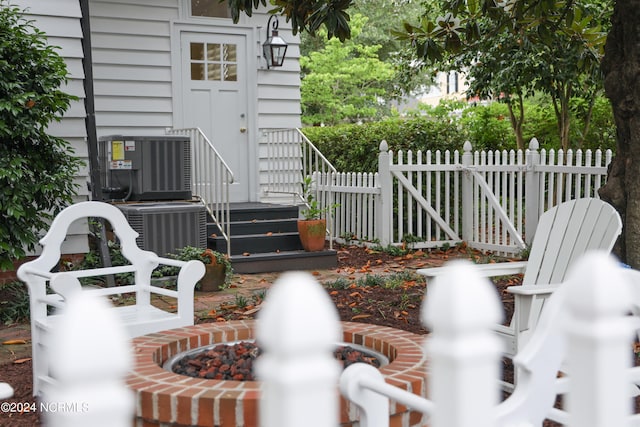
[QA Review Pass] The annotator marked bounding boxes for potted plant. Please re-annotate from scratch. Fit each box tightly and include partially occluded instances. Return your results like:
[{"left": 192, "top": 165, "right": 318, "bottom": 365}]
[
  {"left": 298, "top": 176, "right": 338, "bottom": 252},
  {"left": 170, "top": 246, "right": 233, "bottom": 292}
]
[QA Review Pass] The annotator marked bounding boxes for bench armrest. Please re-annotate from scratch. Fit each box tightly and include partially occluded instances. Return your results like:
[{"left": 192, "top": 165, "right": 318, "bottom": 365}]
[{"left": 418, "top": 261, "right": 528, "bottom": 281}]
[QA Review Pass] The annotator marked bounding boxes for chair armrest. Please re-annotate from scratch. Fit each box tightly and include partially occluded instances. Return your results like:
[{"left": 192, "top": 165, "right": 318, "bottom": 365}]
[
  {"left": 507, "top": 284, "right": 559, "bottom": 297},
  {"left": 418, "top": 261, "right": 528, "bottom": 281}
]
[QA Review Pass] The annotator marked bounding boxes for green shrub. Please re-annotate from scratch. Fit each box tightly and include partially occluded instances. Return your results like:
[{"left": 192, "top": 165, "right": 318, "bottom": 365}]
[
  {"left": 0, "top": 281, "right": 30, "bottom": 324},
  {"left": 0, "top": 2, "right": 82, "bottom": 270},
  {"left": 302, "top": 116, "right": 466, "bottom": 172}
]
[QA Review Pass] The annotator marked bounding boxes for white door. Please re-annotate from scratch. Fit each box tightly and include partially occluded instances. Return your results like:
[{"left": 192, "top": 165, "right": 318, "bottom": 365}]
[{"left": 181, "top": 32, "right": 249, "bottom": 202}]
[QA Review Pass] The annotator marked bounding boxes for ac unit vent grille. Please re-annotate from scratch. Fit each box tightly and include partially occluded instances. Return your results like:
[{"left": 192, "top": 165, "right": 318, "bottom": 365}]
[
  {"left": 98, "top": 135, "right": 192, "bottom": 201},
  {"left": 118, "top": 202, "right": 206, "bottom": 256}
]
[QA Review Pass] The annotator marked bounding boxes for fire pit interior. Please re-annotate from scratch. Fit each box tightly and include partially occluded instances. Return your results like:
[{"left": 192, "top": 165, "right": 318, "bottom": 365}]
[{"left": 164, "top": 341, "right": 388, "bottom": 381}]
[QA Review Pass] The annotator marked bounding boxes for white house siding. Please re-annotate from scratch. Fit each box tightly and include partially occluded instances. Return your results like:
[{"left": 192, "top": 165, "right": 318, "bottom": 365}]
[
  {"left": 256, "top": 27, "right": 302, "bottom": 199},
  {"left": 11, "top": 0, "right": 90, "bottom": 254},
  {"left": 89, "top": 0, "right": 177, "bottom": 135},
  {"left": 89, "top": 0, "right": 302, "bottom": 202},
  {"left": 89, "top": 0, "right": 301, "bottom": 136}
]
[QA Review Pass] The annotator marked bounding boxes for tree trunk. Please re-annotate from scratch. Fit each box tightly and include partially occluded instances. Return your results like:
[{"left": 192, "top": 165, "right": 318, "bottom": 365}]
[
  {"left": 506, "top": 95, "right": 526, "bottom": 151},
  {"left": 599, "top": 0, "right": 640, "bottom": 267}
]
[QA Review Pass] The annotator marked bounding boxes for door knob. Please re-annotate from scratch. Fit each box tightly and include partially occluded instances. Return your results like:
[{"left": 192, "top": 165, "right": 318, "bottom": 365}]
[{"left": 240, "top": 127, "right": 247, "bottom": 133}]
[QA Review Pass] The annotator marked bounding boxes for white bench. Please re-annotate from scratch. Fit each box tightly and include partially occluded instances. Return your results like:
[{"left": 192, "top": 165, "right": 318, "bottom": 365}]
[{"left": 17, "top": 201, "right": 205, "bottom": 397}]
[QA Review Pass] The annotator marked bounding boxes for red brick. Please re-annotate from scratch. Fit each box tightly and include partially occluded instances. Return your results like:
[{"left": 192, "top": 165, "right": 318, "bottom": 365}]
[
  {"left": 242, "top": 390, "right": 260, "bottom": 427},
  {"left": 218, "top": 390, "right": 242, "bottom": 426},
  {"left": 157, "top": 386, "right": 183, "bottom": 422},
  {"left": 197, "top": 389, "right": 222, "bottom": 426}
]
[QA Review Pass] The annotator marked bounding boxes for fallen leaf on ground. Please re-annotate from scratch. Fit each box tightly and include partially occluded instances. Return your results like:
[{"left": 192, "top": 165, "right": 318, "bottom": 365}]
[
  {"left": 330, "top": 291, "right": 339, "bottom": 295},
  {"left": 2, "top": 339, "right": 27, "bottom": 345},
  {"left": 243, "top": 307, "right": 261, "bottom": 315},
  {"left": 13, "top": 358, "right": 31, "bottom": 364},
  {"left": 208, "top": 309, "right": 217, "bottom": 316},
  {"left": 349, "top": 291, "right": 363, "bottom": 298},
  {"left": 312, "top": 271, "right": 321, "bottom": 276},
  {"left": 351, "top": 314, "right": 371, "bottom": 320}
]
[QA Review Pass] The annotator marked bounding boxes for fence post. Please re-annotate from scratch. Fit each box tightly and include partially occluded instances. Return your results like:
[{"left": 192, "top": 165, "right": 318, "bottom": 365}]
[
  {"left": 422, "top": 260, "right": 503, "bottom": 427},
  {"left": 377, "top": 140, "right": 392, "bottom": 246},
  {"left": 525, "top": 138, "right": 541, "bottom": 245},
  {"left": 44, "top": 281, "right": 133, "bottom": 427},
  {"left": 564, "top": 253, "right": 633, "bottom": 427},
  {"left": 461, "top": 141, "right": 473, "bottom": 242},
  {"left": 256, "top": 271, "right": 342, "bottom": 427}
]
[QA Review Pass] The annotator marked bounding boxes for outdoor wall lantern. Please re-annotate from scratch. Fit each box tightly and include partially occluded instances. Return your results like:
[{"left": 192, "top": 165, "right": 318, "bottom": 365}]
[{"left": 262, "top": 15, "right": 288, "bottom": 69}]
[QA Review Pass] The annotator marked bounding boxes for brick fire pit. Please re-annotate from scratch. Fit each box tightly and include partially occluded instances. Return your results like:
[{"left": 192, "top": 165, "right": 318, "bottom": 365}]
[{"left": 128, "top": 320, "right": 427, "bottom": 427}]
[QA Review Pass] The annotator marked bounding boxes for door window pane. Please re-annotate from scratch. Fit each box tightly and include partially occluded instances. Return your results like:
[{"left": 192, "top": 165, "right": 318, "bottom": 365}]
[
  {"left": 223, "top": 44, "right": 236, "bottom": 62},
  {"left": 207, "top": 64, "right": 222, "bottom": 81},
  {"left": 191, "top": 63, "right": 205, "bottom": 80},
  {"left": 207, "top": 44, "right": 221, "bottom": 61},
  {"left": 190, "top": 43, "right": 204, "bottom": 60},
  {"left": 224, "top": 64, "right": 237, "bottom": 81}
]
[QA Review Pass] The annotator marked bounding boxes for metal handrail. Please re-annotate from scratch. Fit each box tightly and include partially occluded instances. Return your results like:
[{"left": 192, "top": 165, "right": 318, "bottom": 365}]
[{"left": 166, "top": 127, "right": 233, "bottom": 257}]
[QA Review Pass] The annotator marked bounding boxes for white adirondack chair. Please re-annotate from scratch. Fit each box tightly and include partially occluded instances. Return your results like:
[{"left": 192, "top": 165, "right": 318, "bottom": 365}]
[
  {"left": 418, "top": 198, "right": 622, "bottom": 360},
  {"left": 17, "top": 201, "right": 205, "bottom": 397}
]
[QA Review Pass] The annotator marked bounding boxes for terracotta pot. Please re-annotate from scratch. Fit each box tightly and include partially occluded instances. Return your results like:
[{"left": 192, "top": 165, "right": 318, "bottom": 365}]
[
  {"left": 297, "top": 219, "right": 326, "bottom": 252},
  {"left": 200, "top": 263, "right": 226, "bottom": 292}
]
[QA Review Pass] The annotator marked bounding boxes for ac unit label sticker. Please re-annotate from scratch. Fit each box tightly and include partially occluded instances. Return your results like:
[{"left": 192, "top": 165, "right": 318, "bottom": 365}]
[
  {"left": 125, "top": 140, "right": 136, "bottom": 151},
  {"left": 110, "top": 160, "right": 132, "bottom": 170}
]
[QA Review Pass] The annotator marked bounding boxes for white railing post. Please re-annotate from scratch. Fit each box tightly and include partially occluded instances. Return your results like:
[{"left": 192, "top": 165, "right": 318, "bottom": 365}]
[
  {"left": 525, "top": 137, "right": 541, "bottom": 244},
  {"left": 422, "top": 260, "right": 503, "bottom": 427},
  {"left": 256, "top": 271, "right": 342, "bottom": 427},
  {"left": 564, "top": 253, "right": 633, "bottom": 427},
  {"left": 377, "top": 140, "right": 392, "bottom": 246},
  {"left": 45, "top": 288, "right": 133, "bottom": 427},
  {"left": 461, "top": 141, "right": 473, "bottom": 243}
]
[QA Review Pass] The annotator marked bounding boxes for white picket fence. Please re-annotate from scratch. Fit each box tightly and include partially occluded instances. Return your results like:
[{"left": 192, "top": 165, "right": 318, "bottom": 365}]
[
  {"left": 314, "top": 138, "right": 612, "bottom": 255},
  {"left": 35, "top": 250, "right": 639, "bottom": 427}
]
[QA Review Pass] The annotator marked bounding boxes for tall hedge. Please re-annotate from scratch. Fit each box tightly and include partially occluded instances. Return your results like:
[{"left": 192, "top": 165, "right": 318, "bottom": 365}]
[
  {"left": 0, "top": 2, "right": 82, "bottom": 270},
  {"left": 302, "top": 98, "right": 615, "bottom": 172}
]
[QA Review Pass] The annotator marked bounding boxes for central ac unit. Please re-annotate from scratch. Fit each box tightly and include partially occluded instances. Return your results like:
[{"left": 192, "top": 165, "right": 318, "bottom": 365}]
[
  {"left": 98, "top": 135, "right": 192, "bottom": 201},
  {"left": 115, "top": 201, "right": 207, "bottom": 256}
]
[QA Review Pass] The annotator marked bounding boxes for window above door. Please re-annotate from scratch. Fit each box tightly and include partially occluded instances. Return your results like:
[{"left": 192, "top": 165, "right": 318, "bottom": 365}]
[{"left": 191, "top": 0, "right": 231, "bottom": 19}]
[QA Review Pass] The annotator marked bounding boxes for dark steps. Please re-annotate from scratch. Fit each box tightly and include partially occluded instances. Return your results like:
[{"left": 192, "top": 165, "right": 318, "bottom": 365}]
[
  {"left": 231, "top": 250, "right": 338, "bottom": 274},
  {"left": 207, "top": 202, "right": 337, "bottom": 274}
]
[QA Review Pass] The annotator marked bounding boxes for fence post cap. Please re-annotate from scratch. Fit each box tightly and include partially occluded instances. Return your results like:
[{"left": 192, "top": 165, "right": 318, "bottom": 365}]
[
  {"left": 529, "top": 138, "right": 540, "bottom": 150},
  {"left": 463, "top": 140, "right": 473, "bottom": 152},
  {"left": 566, "top": 252, "right": 631, "bottom": 318},
  {"left": 49, "top": 292, "right": 131, "bottom": 383},
  {"left": 379, "top": 140, "right": 389, "bottom": 152},
  {"left": 422, "top": 260, "right": 502, "bottom": 332},
  {"left": 257, "top": 271, "right": 341, "bottom": 355}
]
